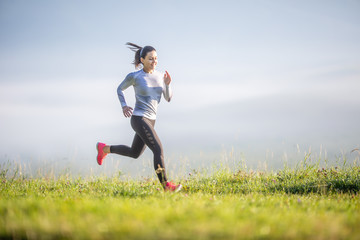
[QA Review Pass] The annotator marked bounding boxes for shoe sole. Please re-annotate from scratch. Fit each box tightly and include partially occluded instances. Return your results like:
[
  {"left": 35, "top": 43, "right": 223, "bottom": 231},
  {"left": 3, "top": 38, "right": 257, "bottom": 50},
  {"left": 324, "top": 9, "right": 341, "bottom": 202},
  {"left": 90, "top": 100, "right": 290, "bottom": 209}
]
[
  {"left": 96, "top": 142, "right": 101, "bottom": 165},
  {"left": 175, "top": 184, "right": 182, "bottom": 193}
]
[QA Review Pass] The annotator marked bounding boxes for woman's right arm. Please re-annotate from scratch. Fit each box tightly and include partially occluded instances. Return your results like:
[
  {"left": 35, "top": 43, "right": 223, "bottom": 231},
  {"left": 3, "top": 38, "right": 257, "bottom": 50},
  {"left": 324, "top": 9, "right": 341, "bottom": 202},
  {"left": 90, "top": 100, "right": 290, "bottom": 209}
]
[
  {"left": 117, "top": 73, "right": 135, "bottom": 118},
  {"left": 122, "top": 106, "right": 133, "bottom": 118}
]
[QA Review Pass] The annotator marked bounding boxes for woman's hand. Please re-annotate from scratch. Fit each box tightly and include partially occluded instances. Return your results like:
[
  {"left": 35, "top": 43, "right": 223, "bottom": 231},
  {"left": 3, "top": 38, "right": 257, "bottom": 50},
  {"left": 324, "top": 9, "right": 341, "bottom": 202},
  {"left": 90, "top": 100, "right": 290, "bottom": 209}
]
[
  {"left": 122, "top": 106, "right": 133, "bottom": 118},
  {"left": 164, "top": 71, "right": 172, "bottom": 85}
]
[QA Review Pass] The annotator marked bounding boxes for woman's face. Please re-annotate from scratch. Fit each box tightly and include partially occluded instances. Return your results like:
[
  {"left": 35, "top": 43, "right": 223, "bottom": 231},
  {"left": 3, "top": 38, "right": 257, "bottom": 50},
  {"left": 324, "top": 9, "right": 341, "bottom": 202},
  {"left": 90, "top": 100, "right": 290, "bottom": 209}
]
[{"left": 141, "top": 50, "right": 157, "bottom": 72}]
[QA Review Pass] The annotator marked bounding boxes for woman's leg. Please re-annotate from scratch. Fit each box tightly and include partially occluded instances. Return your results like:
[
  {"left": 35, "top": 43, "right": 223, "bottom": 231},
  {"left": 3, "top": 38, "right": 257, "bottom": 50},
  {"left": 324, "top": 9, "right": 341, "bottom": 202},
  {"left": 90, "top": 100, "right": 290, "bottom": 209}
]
[
  {"left": 130, "top": 116, "right": 168, "bottom": 185},
  {"left": 110, "top": 134, "right": 146, "bottom": 159}
]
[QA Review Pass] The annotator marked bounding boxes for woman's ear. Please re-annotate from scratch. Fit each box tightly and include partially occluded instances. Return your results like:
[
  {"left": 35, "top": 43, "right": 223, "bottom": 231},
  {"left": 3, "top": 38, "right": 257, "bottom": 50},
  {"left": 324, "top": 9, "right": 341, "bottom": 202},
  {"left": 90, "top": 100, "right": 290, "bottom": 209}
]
[{"left": 140, "top": 57, "right": 144, "bottom": 64}]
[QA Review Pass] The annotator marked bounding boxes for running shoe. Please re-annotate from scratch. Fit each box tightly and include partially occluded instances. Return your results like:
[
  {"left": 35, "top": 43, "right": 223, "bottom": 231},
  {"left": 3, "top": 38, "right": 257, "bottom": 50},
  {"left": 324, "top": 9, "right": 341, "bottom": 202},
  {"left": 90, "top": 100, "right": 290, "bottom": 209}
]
[
  {"left": 165, "top": 181, "right": 182, "bottom": 192},
  {"left": 96, "top": 142, "right": 108, "bottom": 165}
]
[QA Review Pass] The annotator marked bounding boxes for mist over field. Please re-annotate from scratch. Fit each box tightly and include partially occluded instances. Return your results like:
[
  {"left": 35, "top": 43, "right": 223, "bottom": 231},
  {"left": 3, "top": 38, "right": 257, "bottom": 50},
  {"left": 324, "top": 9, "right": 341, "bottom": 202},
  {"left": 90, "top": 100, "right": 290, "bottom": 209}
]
[{"left": 1, "top": 79, "right": 359, "bottom": 178}]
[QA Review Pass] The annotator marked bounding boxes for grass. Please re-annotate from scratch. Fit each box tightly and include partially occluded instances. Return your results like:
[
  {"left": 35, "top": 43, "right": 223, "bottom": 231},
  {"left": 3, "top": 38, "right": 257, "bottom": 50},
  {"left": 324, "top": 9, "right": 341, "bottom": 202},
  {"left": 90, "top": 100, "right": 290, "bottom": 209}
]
[{"left": 0, "top": 157, "right": 359, "bottom": 239}]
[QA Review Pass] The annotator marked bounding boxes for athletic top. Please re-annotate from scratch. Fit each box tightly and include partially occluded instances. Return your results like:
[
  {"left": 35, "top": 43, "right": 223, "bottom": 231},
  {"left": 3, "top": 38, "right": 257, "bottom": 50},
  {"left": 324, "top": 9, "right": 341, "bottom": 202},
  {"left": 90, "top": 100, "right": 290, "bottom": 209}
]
[{"left": 117, "top": 69, "right": 173, "bottom": 120}]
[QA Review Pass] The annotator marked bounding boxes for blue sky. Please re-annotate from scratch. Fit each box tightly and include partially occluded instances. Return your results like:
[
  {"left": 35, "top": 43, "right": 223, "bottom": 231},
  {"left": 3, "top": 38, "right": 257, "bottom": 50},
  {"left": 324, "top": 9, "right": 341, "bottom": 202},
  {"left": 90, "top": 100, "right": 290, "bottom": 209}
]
[{"left": 1, "top": 0, "right": 359, "bottom": 175}]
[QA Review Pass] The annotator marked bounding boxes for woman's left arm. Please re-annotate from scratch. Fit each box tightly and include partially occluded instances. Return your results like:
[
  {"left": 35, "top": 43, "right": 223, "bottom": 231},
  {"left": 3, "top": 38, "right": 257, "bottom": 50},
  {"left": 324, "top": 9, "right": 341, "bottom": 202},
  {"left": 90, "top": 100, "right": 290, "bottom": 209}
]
[{"left": 163, "top": 70, "right": 173, "bottom": 102}]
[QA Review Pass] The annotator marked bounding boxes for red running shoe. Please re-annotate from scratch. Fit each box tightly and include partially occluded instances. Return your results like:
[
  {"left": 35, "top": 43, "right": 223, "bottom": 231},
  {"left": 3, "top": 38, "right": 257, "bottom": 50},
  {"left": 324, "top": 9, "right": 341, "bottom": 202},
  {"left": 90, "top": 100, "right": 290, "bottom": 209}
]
[
  {"left": 165, "top": 181, "right": 182, "bottom": 192},
  {"left": 96, "top": 142, "right": 108, "bottom": 165}
]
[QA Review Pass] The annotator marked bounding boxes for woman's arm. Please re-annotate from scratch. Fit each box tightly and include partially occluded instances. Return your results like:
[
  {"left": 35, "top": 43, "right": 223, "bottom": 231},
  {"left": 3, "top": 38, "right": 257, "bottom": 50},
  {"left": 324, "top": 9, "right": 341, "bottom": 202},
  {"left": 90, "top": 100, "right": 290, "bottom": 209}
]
[
  {"left": 163, "top": 70, "right": 173, "bottom": 102},
  {"left": 117, "top": 72, "right": 135, "bottom": 117},
  {"left": 122, "top": 106, "right": 133, "bottom": 118}
]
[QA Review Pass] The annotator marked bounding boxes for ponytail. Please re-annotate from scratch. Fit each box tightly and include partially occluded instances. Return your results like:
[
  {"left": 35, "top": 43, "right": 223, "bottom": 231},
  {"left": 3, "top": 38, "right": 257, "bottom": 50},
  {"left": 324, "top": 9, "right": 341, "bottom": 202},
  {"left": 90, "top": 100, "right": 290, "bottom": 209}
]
[{"left": 126, "top": 42, "right": 156, "bottom": 68}]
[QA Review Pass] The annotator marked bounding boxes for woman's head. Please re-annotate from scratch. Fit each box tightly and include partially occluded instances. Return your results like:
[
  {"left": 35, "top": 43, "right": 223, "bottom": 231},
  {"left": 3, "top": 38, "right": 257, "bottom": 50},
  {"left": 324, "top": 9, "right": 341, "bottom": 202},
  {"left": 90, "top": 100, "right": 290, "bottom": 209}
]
[{"left": 126, "top": 42, "right": 157, "bottom": 70}]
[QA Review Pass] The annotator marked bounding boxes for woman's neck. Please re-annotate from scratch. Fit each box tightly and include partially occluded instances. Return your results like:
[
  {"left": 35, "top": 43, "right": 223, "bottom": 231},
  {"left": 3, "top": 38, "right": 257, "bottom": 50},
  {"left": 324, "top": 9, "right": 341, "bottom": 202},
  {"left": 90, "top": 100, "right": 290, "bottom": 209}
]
[{"left": 142, "top": 67, "right": 154, "bottom": 74}]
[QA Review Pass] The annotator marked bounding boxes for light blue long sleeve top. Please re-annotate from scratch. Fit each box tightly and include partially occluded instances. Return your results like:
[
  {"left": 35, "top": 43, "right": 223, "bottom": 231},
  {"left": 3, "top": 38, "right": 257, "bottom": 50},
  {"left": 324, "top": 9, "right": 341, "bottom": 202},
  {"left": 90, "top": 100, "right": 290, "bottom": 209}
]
[{"left": 117, "top": 69, "right": 173, "bottom": 120}]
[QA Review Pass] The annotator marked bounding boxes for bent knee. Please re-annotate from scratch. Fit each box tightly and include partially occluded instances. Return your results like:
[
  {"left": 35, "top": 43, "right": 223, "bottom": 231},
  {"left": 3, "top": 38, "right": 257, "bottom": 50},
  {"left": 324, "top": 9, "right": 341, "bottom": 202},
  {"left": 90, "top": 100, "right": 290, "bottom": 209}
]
[{"left": 130, "top": 152, "right": 142, "bottom": 159}]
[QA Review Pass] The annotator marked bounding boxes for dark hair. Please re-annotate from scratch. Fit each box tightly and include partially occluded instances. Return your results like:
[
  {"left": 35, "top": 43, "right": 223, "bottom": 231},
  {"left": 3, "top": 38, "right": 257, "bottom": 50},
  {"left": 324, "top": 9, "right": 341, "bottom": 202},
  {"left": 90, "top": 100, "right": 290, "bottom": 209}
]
[{"left": 126, "top": 42, "right": 156, "bottom": 68}]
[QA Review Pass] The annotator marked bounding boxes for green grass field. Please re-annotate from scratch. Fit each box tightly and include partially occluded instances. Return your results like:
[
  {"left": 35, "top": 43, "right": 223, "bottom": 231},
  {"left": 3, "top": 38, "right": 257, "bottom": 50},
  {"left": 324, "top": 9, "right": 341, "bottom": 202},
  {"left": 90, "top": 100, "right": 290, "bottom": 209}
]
[{"left": 1, "top": 158, "right": 359, "bottom": 240}]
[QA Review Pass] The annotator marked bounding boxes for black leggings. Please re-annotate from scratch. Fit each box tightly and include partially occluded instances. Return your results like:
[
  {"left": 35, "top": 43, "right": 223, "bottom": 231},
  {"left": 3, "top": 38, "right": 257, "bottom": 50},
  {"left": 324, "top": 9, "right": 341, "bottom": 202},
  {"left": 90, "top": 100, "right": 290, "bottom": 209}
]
[{"left": 110, "top": 116, "right": 167, "bottom": 184}]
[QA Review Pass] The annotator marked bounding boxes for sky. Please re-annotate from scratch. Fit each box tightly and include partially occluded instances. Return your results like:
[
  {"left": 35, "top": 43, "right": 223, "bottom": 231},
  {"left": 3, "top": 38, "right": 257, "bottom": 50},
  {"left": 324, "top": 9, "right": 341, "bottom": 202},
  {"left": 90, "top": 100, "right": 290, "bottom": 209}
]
[{"left": 0, "top": 0, "right": 359, "bottom": 176}]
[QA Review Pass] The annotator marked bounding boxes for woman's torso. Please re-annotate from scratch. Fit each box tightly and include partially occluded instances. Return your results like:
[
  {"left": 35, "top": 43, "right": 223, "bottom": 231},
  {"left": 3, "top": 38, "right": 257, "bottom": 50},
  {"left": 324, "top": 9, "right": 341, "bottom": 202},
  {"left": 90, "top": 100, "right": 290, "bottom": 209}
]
[{"left": 119, "top": 69, "right": 165, "bottom": 120}]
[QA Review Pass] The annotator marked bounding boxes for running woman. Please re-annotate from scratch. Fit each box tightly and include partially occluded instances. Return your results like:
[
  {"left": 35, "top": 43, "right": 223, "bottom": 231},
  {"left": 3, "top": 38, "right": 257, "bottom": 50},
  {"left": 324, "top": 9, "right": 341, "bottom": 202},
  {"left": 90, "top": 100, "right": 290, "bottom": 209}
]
[{"left": 96, "top": 42, "right": 182, "bottom": 192}]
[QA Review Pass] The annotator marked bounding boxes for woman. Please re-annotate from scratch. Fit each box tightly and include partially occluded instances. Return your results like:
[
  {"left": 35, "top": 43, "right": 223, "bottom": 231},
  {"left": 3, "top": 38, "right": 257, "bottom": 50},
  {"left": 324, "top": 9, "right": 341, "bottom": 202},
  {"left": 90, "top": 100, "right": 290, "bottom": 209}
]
[{"left": 96, "top": 42, "right": 182, "bottom": 192}]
